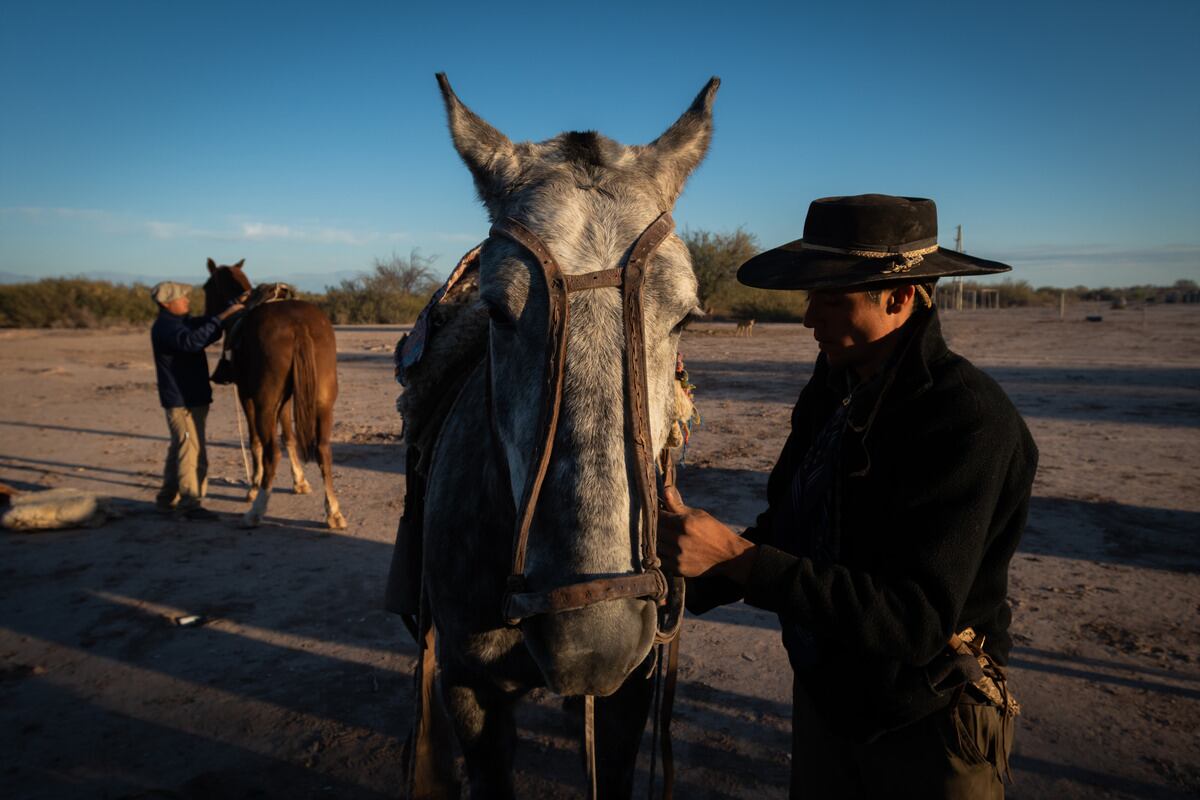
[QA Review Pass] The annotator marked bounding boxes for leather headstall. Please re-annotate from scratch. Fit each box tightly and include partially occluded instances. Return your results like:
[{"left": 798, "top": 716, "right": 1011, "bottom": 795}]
[{"left": 485, "top": 212, "right": 678, "bottom": 631}]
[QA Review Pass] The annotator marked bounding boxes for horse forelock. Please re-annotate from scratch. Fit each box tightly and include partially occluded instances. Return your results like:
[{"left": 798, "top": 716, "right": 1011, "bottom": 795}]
[
  {"left": 228, "top": 266, "right": 252, "bottom": 293},
  {"left": 551, "top": 130, "right": 625, "bottom": 173}
]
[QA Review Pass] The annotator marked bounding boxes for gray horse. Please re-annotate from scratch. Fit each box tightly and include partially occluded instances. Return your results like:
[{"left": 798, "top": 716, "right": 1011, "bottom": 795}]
[{"left": 418, "top": 74, "right": 718, "bottom": 798}]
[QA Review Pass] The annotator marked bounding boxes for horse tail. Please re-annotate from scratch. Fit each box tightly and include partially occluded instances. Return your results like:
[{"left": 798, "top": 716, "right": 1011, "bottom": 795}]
[{"left": 292, "top": 327, "right": 320, "bottom": 462}]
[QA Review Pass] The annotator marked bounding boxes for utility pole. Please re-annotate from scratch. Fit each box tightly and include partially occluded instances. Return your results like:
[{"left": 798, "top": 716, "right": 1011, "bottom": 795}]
[{"left": 954, "top": 224, "right": 964, "bottom": 311}]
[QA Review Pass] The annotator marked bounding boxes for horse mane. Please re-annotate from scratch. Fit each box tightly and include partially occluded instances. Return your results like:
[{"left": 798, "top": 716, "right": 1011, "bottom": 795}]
[{"left": 396, "top": 256, "right": 488, "bottom": 470}]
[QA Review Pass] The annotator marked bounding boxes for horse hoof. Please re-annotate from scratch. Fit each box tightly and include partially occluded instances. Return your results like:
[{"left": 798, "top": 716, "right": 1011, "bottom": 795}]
[
  {"left": 239, "top": 513, "right": 261, "bottom": 529},
  {"left": 293, "top": 482, "right": 312, "bottom": 495},
  {"left": 327, "top": 512, "right": 347, "bottom": 530}
]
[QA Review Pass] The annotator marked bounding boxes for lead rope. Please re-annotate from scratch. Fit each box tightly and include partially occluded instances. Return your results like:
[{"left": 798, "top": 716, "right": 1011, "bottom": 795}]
[
  {"left": 648, "top": 642, "right": 664, "bottom": 794},
  {"left": 231, "top": 384, "right": 252, "bottom": 487},
  {"left": 406, "top": 588, "right": 457, "bottom": 799},
  {"left": 584, "top": 695, "right": 598, "bottom": 799},
  {"left": 655, "top": 451, "right": 683, "bottom": 800}
]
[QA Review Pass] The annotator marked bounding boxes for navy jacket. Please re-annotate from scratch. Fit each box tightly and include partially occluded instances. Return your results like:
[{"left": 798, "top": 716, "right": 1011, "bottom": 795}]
[
  {"left": 150, "top": 310, "right": 223, "bottom": 408},
  {"left": 689, "top": 307, "right": 1038, "bottom": 742}
]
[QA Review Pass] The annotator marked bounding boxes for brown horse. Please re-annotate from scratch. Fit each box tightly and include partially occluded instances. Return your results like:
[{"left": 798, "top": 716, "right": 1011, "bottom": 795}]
[{"left": 203, "top": 258, "right": 347, "bottom": 530}]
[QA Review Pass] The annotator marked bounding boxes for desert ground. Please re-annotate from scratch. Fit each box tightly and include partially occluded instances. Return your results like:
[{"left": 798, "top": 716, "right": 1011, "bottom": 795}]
[{"left": 1, "top": 304, "right": 1198, "bottom": 799}]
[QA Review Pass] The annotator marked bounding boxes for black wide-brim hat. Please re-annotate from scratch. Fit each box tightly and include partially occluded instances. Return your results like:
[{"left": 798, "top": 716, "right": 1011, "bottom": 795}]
[{"left": 737, "top": 194, "right": 1011, "bottom": 291}]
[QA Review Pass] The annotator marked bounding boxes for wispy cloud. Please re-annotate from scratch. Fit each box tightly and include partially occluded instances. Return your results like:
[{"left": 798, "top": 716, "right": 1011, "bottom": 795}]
[
  {"left": 999, "top": 243, "right": 1200, "bottom": 262},
  {"left": 969, "top": 243, "right": 1200, "bottom": 287},
  {"left": 146, "top": 220, "right": 215, "bottom": 239},
  {"left": 2, "top": 206, "right": 115, "bottom": 222},
  {"left": 993, "top": 243, "right": 1200, "bottom": 273},
  {"left": 237, "top": 221, "right": 406, "bottom": 246},
  {"left": 240, "top": 221, "right": 294, "bottom": 240},
  {"left": 2, "top": 206, "right": 433, "bottom": 247}
]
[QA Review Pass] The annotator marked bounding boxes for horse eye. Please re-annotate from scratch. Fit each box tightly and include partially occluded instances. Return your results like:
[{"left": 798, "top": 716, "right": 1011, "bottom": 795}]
[{"left": 672, "top": 306, "right": 704, "bottom": 335}]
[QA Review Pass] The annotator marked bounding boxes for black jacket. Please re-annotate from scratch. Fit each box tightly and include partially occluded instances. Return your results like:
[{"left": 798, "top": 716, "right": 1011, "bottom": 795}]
[
  {"left": 150, "top": 310, "right": 222, "bottom": 408},
  {"left": 692, "top": 307, "right": 1037, "bottom": 742}
]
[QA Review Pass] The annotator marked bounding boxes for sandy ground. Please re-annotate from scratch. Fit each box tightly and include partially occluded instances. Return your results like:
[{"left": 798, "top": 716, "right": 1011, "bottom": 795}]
[{"left": 1, "top": 304, "right": 1197, "bottom": 799}]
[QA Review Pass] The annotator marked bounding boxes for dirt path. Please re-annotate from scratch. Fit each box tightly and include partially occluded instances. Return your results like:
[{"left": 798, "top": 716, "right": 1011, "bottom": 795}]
[{"left": 1, "top": 305, "right": 1197, "bottom": 798}]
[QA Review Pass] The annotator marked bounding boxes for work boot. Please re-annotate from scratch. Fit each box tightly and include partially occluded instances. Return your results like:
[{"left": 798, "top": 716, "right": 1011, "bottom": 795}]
[{"left": 210, "top": 358, "right": 235, "bottom": 385}]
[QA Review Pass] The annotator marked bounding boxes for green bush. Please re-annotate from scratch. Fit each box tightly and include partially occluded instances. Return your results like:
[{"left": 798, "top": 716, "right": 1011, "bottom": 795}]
[
  {"left": 314, "top": 250, "right": 438, "bottom": 324},
  {"left": 682, "top": 227, "right": 808, "bottom": 321},
  {"left": 683, "top": 228, "right": 760, "bottom": 312},
  {"left": 0, "top": 278, "right": 203, "bottom": 328},
  {"left": 956, "top": 279, "right": 1046, "bottom": 307},
  {"left": 720, "top": 283, "right": 808, "bottom": 321}
]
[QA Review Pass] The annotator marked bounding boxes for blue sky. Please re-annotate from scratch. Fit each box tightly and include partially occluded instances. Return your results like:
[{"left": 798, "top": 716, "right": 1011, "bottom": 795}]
[{"left": 1, "top": 0, "right": 1197, "bottom": 289}]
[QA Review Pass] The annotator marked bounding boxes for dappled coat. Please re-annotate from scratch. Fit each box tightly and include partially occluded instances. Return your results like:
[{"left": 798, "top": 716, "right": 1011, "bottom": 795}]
[{"left": 692, "top": 306, "right": 1038, "bottom": 742}]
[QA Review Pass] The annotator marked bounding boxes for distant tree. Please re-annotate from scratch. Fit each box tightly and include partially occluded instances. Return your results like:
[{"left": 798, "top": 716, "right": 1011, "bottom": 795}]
[
  {"left": 367, "top": 250, "right": 440, "bottom": 295},
  {"left": 317, "top": 249, "right": 440, "bottom": 324},
  {"left": 682, "top": 228, "right": 759, "bottom": 313},
  {"left": 1175, "top": 279, "right": 1198, "bottom": 291},
  {"left": 963, "top": 279, "right": 1044, "bottom": 307}
]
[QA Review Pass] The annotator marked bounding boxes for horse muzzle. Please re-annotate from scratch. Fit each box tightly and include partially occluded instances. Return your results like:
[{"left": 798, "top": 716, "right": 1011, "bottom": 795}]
[{"left": 520, "top": 594, "right": 659, "bottom": 697}]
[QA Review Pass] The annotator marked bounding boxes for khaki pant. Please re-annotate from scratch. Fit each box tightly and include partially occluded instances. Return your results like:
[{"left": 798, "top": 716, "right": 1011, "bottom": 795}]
[
  {"left": 791, "top": 681, "right": 1011, "bottom": 799},
  {"left": 157, "top": 405, "right": 209, "bottom": 511}
]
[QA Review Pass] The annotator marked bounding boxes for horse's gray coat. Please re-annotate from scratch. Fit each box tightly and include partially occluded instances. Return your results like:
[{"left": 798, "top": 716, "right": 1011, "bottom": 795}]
[{"left": 421, "top": 74, "right": 717, "bottom": 798}]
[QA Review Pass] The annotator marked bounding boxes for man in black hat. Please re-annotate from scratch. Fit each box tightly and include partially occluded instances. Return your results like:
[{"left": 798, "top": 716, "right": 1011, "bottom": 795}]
[{"left": 657, "top": 195, "right": 1037, "bottom": 798}]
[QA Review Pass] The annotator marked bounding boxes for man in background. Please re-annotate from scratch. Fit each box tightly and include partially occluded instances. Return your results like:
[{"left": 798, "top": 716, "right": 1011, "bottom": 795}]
[{"left": 149, "top": 281, "right": 242, "bottom": 520}]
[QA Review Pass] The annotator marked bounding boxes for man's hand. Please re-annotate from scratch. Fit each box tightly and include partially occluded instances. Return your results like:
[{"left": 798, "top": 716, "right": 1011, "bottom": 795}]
[
  {"left": 657, "top": 486, "right": 756, "bottom": 584},
  {"left": 216, "top": 303, "right": 245, "bottom": 322}
]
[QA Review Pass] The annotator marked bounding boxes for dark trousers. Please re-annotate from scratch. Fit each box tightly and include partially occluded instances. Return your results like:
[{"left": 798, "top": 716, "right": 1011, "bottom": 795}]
[{"left": 790, "top": 680, "right": 1010, "bottom": 799}]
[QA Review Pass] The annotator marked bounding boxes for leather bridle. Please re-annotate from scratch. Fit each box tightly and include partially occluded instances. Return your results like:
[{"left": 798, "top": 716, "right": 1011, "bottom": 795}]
[
  {"left": 407, "top": 213, "right": 686, "bottom": 800},
  {"left": 485, "top": 211, "right": 682, "bottom": 635}
]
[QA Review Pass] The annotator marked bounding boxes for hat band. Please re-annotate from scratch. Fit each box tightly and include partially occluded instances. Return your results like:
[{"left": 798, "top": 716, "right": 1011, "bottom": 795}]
[{"left": 800, "top": 238, "right": 940, "bottom": 274}]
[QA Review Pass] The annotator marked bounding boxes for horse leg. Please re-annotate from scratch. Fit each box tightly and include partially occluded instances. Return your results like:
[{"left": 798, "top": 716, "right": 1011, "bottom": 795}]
[
  {"left": 240, "top": 393, "right": 264, "bottom": 502},
  {"left": 440, "top": 670, "right": 518, "bottom": 800},
  {"left": 278, "top": 398, "right": 312, "bottom": 495},
  {"left": 595, "top": 666, "right": 654, "bottom": 799},
  {"left": 316, "top": 401, "right": 346, "bottom": 529},
  {"left": 241, "top": 395, "right": 281, "bottom": 528}
]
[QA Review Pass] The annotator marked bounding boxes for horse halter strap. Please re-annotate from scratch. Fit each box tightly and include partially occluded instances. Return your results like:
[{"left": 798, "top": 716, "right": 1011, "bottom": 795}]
[{"left": 488, "top": 212, "right": 675, "bottom": 625}]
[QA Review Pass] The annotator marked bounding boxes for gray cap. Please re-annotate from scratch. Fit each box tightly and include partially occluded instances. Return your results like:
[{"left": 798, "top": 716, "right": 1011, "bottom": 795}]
[{"left": 151, "top": 281, "right": 192, "bottom": 305}]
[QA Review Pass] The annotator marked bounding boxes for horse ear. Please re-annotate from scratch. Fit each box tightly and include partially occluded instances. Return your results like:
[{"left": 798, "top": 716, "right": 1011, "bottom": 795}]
[
  {"left": 436, "top": 73, "right": 520, "bottom": 215},
  {"left": 233, "top": 259, "right": 245, "bottom": 271},
  {"left": 207, "top": 258, "right": 217, "bottom": 275},
  {"left": 640, "top": 77, "right": 720, "bottom": 206}
]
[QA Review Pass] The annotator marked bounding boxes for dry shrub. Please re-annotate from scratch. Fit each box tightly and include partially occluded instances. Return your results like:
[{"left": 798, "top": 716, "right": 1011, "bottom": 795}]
[
  {"left": 682, "top": 228, "right": 807, "bottom": 321},
  {"left": 314, "top": 250, "right": 438, "bottom": 324},
  {"left": 0, "top": 278, "right": 193, "bottom": 328}
]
